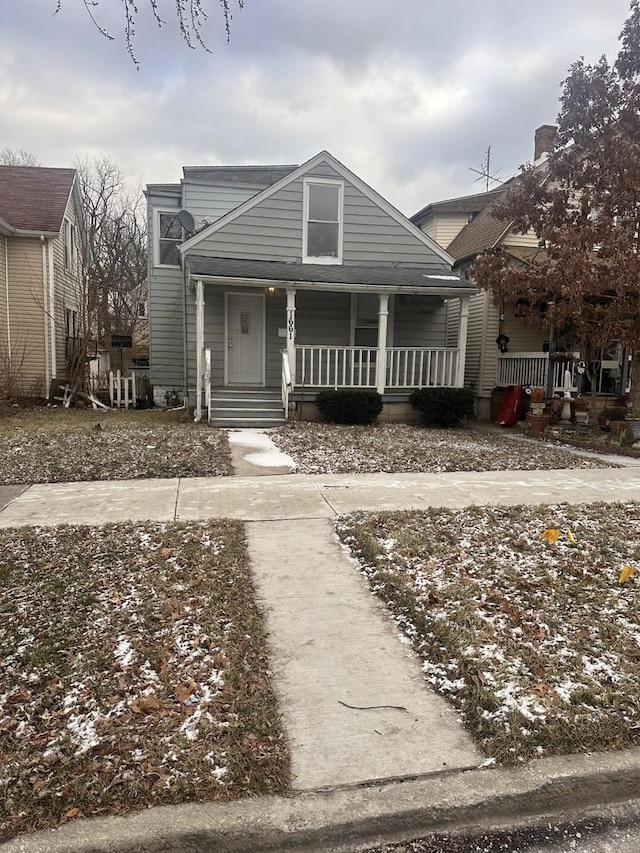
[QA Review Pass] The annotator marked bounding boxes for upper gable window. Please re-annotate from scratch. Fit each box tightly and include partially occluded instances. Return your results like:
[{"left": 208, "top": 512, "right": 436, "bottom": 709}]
[
  {"left": 303, "top": 179, "right": 343, "bottom": 264},
  {"left": 155, "top": 210, "right": 183, "bottom": 267}
]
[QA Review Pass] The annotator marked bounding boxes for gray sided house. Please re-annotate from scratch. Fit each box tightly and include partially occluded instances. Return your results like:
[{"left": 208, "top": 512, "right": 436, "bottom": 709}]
[{"left": 145, "top": 151, "right": 475, "bottom": 425}]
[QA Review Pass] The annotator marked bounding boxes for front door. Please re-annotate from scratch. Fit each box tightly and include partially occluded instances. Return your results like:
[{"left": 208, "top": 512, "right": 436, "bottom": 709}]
[{"left": 226, "top": 293, "right": 264, "bottom": 385}]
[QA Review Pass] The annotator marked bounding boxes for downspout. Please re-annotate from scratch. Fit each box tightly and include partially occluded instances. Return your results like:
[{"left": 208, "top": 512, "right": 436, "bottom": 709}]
[
  {"left": 48, "top": 240, "right": 56, "bottom": 383},
  {"left": 4, "top": 237, "right": 10, "bottom": 361},
  {"left": 41, "top": 237, "right": 50, "bottom": 396}
]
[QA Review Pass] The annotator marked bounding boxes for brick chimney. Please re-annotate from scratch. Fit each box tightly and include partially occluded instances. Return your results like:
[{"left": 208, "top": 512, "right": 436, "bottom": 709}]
[{"left": 534, "top": 124, "right": 557, "bottom": 161}]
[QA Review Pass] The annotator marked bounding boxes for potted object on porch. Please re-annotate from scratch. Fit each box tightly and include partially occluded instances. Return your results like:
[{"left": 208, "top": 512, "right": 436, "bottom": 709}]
[
  {"left": 628, "top": 419, "right": 640, "bottom": 441},
  {"left": 526, "top": 389, "right": 551, "bottom": 435},
  {"left": 528, "top": 386, "right": 546, "bottom": 416},
  {"left": 572, "top": 395, "right": 589, "bottom": 426}
]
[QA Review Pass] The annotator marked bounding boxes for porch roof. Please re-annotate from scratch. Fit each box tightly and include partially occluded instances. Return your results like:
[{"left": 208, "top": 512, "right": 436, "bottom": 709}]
[{"left": 186, "top": 256, "right": 476, "bottom": 295}]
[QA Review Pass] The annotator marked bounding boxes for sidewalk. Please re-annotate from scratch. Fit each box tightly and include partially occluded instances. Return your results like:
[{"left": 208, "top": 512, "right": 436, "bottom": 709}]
[
  {"left": 2, "top": 466, "right": 640, "bottom": 527},
  {"left": 3, "top": 458, "right": 640, "bottom": 851}
]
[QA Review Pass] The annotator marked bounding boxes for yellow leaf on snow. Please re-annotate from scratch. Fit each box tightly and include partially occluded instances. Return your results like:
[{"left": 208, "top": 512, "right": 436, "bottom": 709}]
[
  {"left": 542, "top": 528, "right": 560, "bottom": 544},
  {"left": 566, "top": 528, "right": 578, "bottom": 546},
  {"left": 619, "top": 565, "right": 635, "bottom": 584}
]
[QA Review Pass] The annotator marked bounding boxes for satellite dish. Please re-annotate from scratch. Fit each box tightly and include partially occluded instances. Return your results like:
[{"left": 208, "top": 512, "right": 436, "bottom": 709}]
[{"left": 178, "top": 209, "right": 195, "bottom": 235}]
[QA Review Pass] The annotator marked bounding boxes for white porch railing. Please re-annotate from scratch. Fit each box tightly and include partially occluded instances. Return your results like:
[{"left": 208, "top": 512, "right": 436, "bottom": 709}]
[
  {"left": 386, "top": 347, "right": 458, "bottom": 388},
  {"left": 496, "top": 352, "right": 579, "bottom": 393},
  {"left": 294, "top": 346, "right": 460, "bottom": 389},
  {"left": 296, "top": 346, "right": 377, "bottom": 387}
]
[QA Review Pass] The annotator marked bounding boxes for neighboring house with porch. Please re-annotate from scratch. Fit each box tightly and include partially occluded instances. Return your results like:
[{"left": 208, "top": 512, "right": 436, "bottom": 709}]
[
  {"left": 411, "top": 126, "right": 629, "bottom": 419},
  {"left": 0, "top": 165, "right": 85, "bottom": 399},
  {"left": 145, "top": 151, "right": 475, "bottom": 426}
]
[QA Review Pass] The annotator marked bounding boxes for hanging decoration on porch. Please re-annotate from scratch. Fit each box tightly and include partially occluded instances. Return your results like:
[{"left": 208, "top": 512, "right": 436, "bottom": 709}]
[{"left": 496, "top": 334, "right": 510, "bottom": 353}]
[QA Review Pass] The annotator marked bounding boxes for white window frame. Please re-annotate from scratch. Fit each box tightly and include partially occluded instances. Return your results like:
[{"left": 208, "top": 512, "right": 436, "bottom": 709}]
[
  {"left": 63, "top": 218, "right": 76, "bottom": 272},
  {"left": 302, "top": 178, "right": 344, "bottom": 264},
  {"left": 154, "top": 208, "right": 183, "bottom": 268}
]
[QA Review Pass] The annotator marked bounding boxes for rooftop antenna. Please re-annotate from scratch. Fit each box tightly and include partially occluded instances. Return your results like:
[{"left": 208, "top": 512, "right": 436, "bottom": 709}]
[{"left": 469, "top": 146, "right": 503, "bottom": 192}]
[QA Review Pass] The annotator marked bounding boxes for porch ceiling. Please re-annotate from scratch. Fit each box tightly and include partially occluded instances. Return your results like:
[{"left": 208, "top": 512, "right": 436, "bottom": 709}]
[{"left": 186, "top": 255, "right": 476, "bottom": 296}]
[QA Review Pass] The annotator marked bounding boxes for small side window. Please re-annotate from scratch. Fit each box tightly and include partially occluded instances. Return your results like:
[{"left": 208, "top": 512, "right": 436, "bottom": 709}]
[{"left": 156, "top": 211, "right": 183, "bottom": 266}]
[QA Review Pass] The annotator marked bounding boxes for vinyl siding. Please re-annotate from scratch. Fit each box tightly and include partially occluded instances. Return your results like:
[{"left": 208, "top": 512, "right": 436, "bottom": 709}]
[
  {"left": 464, "top": 291, "right": 489, "bottom": 393},
  {"left": 0, "top": 237, "right": 7, "bottom": 360},
  {"left": 147, "top": 190, "right": 185, "bottom": 388},
  {"left": 501, "top": 228, "right": 539, "bottom": 248},
  {"left": 445, "top": 299, "right": 460, "bottom": 348},
  {"left": 182, "top": 181, "right": 264, "bottom": 225},
  {"left": 190, "top": 162, "right": 451, "bottom": 272},
  {"left": 392, "top": 296, "right": 447, "bottom": 348},
  {"left": 479, "top": 299, "right": 501, "bottom": 396},
  {"left": 6, "top": 238, "right": 46, "bottom": 393},
  {"left": 501, "top": 306, "right": 548, "bottom": 351},
  {"left": 52, "top": 191, "right": 84, "bottom": 383},
  {"left": 436, "top": 213, "right": 472, "bottom": 249}
]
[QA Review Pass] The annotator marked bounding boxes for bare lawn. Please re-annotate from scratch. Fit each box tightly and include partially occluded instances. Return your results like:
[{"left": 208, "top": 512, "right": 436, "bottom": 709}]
[
  {"left": 271, "top": 422, "right": 616, "bottom": 474},
  {"left": 0, "top": 409, "right": 232, "bottom": 484},
  {"left": 0, "top": 520, "right": 289, "bottom": 841},
  {"left": 337, "top": 502, "right": 640, "bottom": 765}
]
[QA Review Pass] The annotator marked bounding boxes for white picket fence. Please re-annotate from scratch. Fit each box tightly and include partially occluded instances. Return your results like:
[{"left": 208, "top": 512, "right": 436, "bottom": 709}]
[{"left": 109, "top": 370, "right": 137, "bottom": 409}]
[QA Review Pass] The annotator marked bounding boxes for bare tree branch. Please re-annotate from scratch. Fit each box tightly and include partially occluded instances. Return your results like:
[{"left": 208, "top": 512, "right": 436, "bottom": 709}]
[{"left": 54, "top": 0, "right": 244, "bottom": 66}]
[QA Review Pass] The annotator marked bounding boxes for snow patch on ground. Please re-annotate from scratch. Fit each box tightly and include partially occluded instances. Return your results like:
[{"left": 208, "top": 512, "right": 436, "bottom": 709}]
[{"left": 228, "top": 429, "right": 295, "bottom": 470}]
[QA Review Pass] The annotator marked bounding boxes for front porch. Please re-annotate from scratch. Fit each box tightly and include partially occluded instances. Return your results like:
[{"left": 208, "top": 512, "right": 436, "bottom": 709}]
[
  {"left": 188, "top": 261, "right": 475, "bottom": 424},
  {"left": 496, "top": 348, "right": 629, "bottom": 397},
  {"left": 496, "top": 352, "right": 580, "bottom": 394}
]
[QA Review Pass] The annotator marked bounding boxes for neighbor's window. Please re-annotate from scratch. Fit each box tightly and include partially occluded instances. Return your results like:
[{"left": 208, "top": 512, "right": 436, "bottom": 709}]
[
  {"left": 63, "top": 219, "right": 76, "bottom": 271},
  {"left": 65, "top": 307, "right": 78, "bottom": 339},
  {"left": 156, "top": 211, "right": 183, "bottom": 266},
  {"left": 303, "top": 179, "right": 343, "bottom": 263}
]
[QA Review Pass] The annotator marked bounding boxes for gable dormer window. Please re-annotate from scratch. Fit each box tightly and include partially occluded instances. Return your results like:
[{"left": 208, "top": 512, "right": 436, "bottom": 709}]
[
  {"left": 303, "top": 179, "right": 343, "bottom": 264},
  {"left": 155, "top": 210, "right": 183, "bottom": 267}
]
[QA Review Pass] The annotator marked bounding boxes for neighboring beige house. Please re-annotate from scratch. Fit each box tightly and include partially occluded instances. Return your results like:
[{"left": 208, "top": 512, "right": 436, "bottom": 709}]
[
  {"left": 0, "top": 166, "right": 85, "bottom": 398},
  {"left": 411, "top": 126, "right": 626, "bottom": 418}
]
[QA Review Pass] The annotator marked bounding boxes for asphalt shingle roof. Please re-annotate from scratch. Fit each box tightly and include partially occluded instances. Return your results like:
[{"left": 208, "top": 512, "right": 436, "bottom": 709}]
[
  {"left": 182, "top": 166, "right": 298, "bottom": 185},
  {"left": 445, "top": 200, "right": 512, "bottom": 263},
  {"left": 0, "top": 166, "right": 76, "bottom": 233},
  {"left": 187, "top": 256, "right": 474, "bottom": 292}
]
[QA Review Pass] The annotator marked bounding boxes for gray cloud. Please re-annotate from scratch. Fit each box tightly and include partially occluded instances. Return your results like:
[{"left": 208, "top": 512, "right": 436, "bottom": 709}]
[{"left": 1, "top": 0, "right": 632, "bottom": 213}]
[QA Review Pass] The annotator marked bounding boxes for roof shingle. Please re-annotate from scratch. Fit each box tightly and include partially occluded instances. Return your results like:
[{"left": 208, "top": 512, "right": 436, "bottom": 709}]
[{"left": 0, "top": 166, "right": 76, "bottom": 233}]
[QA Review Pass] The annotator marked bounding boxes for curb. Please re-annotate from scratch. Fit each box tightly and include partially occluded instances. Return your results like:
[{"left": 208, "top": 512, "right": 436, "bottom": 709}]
[{"left": 4, "top": 748, "right": 640, "bottom": 852}]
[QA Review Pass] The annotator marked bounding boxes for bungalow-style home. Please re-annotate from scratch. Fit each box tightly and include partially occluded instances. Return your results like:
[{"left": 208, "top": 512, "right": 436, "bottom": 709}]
[
  {"left": 0, "top": 166, "right": 85, "bottom": 399},
  {"left": 411, "top": 126, "right": 629, "bottom": 419},
  {"left": 145, "top": 151, "right": 476, "bottom": 426}
]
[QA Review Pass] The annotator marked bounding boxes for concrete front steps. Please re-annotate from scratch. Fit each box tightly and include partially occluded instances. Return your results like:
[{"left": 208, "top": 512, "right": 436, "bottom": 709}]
[{"left": 209, "top": 388, "right": 287, "bottom": 429}]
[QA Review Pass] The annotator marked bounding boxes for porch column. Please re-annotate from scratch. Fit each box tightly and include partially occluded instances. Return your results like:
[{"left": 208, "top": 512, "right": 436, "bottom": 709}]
[
  {"left": 456, "top": 294, "right": 470, "bottom": 387},
  {"left": 376, "top": 294, "right": 389, "bottom": 394},
  {"left": 194, "top": 279, "right": 204, "bottom": 422},
  {"left": 286, "top": 288, "right": 296, "bottom": 384}
]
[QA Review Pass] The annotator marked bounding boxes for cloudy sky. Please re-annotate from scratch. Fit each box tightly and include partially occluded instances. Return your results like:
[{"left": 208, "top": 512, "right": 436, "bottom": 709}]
[{"left": 1, "top": 0, "right": 633, "bottom": 214}]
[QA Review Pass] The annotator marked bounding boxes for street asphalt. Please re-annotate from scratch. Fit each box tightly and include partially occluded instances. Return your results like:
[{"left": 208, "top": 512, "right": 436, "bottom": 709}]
[{"left": 2, "top": 432, "right": 640, "bottom": 851}]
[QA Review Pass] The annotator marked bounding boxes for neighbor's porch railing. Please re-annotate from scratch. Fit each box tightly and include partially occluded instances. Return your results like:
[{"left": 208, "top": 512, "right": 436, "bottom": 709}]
[
  {"left": 294, "top": 346, "right": 459, "bottom": 389},
  {"left": 496, "top": 352, "right": 579, "bottom": 393}
]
